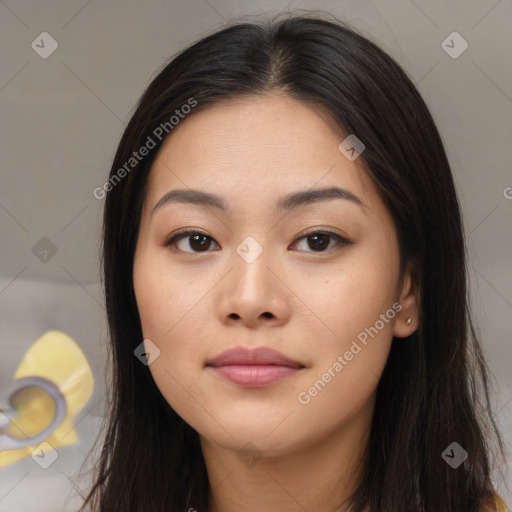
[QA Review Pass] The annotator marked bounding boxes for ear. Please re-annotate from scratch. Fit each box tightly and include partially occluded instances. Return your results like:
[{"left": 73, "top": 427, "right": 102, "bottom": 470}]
[{"left": 393, "top": 263, "right": 420, "bottom": 338}]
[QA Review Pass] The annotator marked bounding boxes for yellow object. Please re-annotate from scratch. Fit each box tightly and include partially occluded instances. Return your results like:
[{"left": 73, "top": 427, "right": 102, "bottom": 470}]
[
  {"left": 495, "top": 494, "right": 509, "bottom": 512},
  {"left": 0, "top": 330, "right": 94, "bottom": 466}
]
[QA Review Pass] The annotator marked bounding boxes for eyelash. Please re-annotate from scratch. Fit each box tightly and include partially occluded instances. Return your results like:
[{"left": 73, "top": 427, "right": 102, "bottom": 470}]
[{"left": 164, "top": 228, "right": 352, "bottom": 254}]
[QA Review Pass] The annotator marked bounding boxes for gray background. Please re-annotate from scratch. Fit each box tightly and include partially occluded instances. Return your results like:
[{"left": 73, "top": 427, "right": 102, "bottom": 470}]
[{"left": 0, "top": 0, "right": 511, "bottom": 510}]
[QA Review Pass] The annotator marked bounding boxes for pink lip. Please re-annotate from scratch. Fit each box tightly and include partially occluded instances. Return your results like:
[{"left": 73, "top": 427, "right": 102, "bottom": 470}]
[{"left": 206, "top": 346, "right": 305, "bottom": 387}]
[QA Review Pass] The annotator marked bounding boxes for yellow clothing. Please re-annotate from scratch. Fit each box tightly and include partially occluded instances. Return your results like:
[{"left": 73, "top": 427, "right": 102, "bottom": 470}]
[{"left": 495, "top": 494, "right": 509, "bottom": 512}]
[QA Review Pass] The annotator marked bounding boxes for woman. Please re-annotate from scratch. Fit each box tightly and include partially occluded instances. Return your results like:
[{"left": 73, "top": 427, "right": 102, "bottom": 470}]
[{"left": 80, "top": 12, "right": 508, "bottom": 512}]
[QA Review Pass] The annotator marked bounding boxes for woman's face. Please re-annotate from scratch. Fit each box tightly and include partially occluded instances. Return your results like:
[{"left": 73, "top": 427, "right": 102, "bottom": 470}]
[{"left": 133, "top": 93, "right": 418, "bottom": 457}]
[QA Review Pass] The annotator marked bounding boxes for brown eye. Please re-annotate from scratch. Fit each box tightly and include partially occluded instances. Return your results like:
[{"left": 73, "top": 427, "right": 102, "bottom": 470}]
[
  {"left": 165, "top": 228, "right": 351, "bottom": 254},
  {"left": 291, "top": 230, "right": 351, "bottom": 253},
  {"left": 165, "top": 230, "right": 220, "bottom": 253}
]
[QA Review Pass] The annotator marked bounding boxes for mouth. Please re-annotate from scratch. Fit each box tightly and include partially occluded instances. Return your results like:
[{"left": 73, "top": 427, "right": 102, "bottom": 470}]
[{"left": 205, "top": 346, "right": 305, "bottom": 387}]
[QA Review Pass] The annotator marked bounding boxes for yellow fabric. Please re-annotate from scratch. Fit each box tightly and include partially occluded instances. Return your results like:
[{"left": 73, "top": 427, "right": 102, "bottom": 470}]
[
  {"left": 494, "top": 494, "right": 509, "bottom": 512},
  {"left": 0, "top": 330, "right": 94, "bottom": 466}
]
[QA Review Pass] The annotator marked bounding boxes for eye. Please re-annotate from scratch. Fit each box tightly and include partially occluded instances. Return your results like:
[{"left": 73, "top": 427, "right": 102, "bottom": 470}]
[
  {"left": 164, "top": 228, "right": 351, "bottom": 254},
  {"left": 164, "top": 229, "right": 220, "bottom": 253},
  {"left": 290, "top": 229, "right": 351, "bottom": 253}
]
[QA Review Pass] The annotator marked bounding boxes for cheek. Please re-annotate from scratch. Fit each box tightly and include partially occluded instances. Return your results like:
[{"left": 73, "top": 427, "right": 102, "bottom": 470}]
[
  {"left": 290, "top": 245, "right": 398, "bottom": 420},
  {"left": 133, "top": 250, "right": 214, "bottom": 382},
  {"left": 134, "top": 248, "right": 203, "bottom": 339},
  {"left": 294, "top": 275, "right": 395, "bottom": 431},
  {"left": 133, "top": 257, "right": 210, "bottom": 421},
  {"left": 293, "top": 249, "right": 399, "bottom": 355}
]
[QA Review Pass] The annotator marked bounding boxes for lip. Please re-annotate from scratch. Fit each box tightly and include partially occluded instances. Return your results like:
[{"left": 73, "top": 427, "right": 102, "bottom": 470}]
[
  {"left": 206, "top": 346, "right": 303, "bottom": 368},
  {"left": 206, "top": 346, "right": 305, "bottom": 387}
]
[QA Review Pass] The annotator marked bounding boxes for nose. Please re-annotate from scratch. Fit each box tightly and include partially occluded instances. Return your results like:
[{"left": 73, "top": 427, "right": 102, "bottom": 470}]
[{"left": 217, "top": 244, "right": 291, "bottom": 328}]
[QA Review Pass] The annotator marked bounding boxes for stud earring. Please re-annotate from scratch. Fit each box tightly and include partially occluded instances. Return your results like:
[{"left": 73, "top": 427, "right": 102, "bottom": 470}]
[{"left": 406, "top": 317, "right": 412, "bottom": 325}]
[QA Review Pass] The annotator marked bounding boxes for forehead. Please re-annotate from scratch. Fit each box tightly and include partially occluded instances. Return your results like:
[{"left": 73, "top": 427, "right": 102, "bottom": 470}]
[{"left": 144, "top": 94, "right": 376, "bottom": 213}]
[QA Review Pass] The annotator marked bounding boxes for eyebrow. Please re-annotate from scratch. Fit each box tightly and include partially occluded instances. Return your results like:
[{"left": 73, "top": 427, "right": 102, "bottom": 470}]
[{"left": 151, "top": 186, "right": 365, "bottom": 216}]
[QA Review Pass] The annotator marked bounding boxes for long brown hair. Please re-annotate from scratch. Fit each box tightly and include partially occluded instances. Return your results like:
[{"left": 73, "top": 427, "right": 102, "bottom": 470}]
[{"left": 79, "top": 12, "right": 506, "bottom": 512}]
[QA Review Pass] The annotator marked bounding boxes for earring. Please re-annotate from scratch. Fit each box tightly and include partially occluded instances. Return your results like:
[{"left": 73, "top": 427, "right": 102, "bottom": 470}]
[{"left": 406, "top": 317, "right": 412, "bottom": 325}]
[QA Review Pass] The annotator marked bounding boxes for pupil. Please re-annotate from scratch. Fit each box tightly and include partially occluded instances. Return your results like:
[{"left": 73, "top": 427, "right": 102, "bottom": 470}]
[
  {"left": 190, "top": 234, "right": 210, "bottom": 251},
  {"left": 308, "top": 234, "right": 329, "bottom": 251}
]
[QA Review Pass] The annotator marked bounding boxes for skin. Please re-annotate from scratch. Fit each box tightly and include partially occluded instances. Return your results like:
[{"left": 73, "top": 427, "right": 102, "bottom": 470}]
[{"left": 133, "top": 93, "right": 420, "bottom": 512}]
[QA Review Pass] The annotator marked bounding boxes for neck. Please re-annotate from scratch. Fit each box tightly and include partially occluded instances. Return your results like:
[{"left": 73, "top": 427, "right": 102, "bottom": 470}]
[{"left": 201, "top": 394, "right": 374, "bottom": 512}]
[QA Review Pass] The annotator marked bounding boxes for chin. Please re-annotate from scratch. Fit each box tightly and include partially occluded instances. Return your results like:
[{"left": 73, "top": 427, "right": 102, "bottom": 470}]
[{"left": 197, "top": 423, "right": 305, "bottom": 459}]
